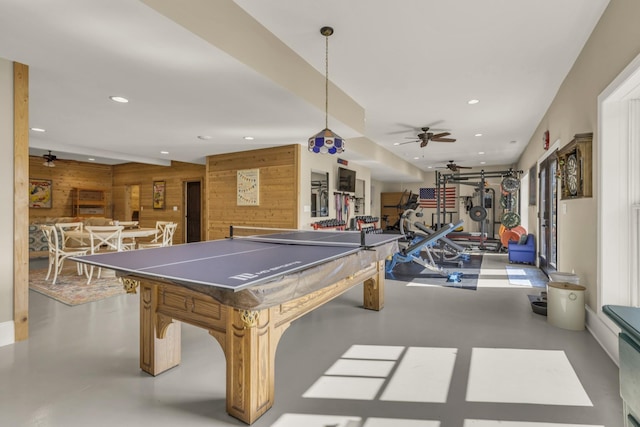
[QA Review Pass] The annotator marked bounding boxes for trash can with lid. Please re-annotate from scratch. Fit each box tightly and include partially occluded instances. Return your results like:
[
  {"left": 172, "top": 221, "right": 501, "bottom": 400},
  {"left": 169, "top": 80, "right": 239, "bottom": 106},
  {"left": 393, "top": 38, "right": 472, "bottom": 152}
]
[
  {"left": 547, "top": 282, "right": 586, "bottom": 330},
  {"left": 548, "top": 271, "right": 580, "bottom": 284}
]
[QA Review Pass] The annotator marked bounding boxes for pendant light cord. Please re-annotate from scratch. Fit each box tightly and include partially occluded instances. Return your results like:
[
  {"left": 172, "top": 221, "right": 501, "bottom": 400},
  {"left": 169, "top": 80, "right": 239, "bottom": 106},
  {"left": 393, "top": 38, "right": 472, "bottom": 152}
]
[{"left": 324, "top": 33, "right": 329, "bottom": 130}]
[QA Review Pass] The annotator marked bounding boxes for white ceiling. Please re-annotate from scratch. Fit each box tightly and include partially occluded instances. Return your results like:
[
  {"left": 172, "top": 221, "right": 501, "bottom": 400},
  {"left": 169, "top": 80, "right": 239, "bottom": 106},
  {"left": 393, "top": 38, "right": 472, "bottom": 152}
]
[{"left": 0, "top": 0, "right": 609, "bottom": 181}]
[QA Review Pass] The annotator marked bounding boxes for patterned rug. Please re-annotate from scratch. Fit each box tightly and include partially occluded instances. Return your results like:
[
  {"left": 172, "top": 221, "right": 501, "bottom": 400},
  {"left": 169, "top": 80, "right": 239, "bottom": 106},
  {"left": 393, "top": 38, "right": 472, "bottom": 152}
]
[{"left": 29, "top": 264, "right": 125, "bottom": 306}]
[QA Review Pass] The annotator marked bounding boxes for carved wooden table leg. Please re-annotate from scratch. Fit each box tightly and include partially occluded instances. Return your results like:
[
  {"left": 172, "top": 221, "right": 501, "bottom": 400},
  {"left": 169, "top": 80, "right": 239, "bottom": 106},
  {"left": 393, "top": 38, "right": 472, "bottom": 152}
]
[
  {"left": 363, "top": 260, "right": 385, "bottom": 311},
  {"left": 139, "top": 280, "right": 181, "bottom": 376},
  {"left": 219, "top": 306, "right": 285, "bottom": 425}
]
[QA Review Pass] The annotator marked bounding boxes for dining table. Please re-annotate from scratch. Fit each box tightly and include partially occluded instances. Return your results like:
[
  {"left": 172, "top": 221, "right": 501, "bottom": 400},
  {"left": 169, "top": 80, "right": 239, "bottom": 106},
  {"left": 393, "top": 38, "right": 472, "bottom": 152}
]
[{"left": 64, "top": 227, "right": 158, "bottom": 249}]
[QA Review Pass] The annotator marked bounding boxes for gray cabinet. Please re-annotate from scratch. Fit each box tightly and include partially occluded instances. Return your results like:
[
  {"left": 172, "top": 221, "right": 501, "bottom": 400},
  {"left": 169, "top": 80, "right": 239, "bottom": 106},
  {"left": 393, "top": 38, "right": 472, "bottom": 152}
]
[{"left": 603, "top": 305, "right": 640, "bottom": 426}]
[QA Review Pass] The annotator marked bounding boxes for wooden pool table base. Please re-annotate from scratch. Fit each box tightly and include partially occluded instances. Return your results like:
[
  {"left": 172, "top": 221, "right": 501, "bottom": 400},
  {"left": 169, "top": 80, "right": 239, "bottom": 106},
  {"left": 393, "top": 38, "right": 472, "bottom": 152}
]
[{"left": 123, "top": 259, "right": 385, "bottom": 424}]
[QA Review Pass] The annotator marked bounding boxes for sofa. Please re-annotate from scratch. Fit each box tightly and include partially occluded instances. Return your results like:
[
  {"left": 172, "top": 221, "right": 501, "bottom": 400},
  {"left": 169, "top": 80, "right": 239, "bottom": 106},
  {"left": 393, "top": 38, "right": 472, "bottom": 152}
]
[
  {"left": 28, "top": 217, "right": 113, "bottom": 257},
  {"left": 508, "top": 233, "right": 536, "bottom": 264}
]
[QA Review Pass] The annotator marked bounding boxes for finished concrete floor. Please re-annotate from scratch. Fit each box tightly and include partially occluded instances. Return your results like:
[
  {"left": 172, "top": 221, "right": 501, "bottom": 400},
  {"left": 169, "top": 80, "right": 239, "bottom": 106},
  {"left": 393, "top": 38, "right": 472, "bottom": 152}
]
[{"left": 0, "top": 254, "right": 623, "bottom": 426}]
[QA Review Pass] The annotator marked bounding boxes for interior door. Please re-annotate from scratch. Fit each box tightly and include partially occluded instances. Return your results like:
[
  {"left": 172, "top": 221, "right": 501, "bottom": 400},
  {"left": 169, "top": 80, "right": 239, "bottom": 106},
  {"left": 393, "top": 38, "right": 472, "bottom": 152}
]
[
  {"left": 538, "top": 155, "right": 558, "bottom": 272},
  {"left": 185, "top": 181, "right": 201, "bottom": 243}
]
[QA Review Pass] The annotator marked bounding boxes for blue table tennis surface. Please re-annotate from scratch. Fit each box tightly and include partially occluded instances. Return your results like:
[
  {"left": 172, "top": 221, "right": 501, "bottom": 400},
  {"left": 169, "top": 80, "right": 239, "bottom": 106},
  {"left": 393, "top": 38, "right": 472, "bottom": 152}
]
[{"left": 72, "top": 230, "right": 399, "bottom": 291}]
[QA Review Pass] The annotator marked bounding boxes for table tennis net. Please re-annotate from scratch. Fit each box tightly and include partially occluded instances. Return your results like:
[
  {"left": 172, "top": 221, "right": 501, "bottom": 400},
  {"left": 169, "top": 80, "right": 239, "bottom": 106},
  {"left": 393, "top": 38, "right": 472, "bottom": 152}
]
[{"left": 229, "top": 226, "right": 367, "bottom": 247}]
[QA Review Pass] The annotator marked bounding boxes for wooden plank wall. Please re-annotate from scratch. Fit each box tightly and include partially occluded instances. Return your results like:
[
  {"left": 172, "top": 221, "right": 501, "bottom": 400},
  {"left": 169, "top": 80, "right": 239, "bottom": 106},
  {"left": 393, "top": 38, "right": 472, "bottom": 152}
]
[
  {"left": 112, "top": 161, "right": 205, "bottom": 244},
  {"left": 29, "top": 156, "right": 113, "bottom": 221},
  {"left": 207, "top": 145, "right": 300, "bottom": 240}
]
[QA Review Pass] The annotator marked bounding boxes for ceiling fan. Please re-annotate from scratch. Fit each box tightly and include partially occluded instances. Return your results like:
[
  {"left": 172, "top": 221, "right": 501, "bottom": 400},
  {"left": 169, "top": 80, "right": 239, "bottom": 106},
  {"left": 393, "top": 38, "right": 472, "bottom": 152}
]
[
  {"left": 397, "top": 127, "right": 456, "bottom": 148},
  {"left": 439, "top": 160, "right": 471, "bottom": 172},
  {"left": 42, "top": 150, "right": 57, "bottom": 167}
]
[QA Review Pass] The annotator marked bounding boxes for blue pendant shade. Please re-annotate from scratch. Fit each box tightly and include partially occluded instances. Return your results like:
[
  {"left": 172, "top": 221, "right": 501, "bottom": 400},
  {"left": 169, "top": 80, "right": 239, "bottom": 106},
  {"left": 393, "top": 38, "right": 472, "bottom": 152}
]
[
  {"left": 308, "top": 128, "right": 345, "bottom": 154},
  {"left": 309, "top": 26, "right": 345, "bottom": 154}
]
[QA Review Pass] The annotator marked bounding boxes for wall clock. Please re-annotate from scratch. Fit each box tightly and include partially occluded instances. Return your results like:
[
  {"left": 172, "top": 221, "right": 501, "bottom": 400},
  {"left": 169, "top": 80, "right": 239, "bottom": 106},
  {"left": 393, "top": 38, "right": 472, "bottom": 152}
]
[{"left": 558, "top": 132, "right": 593, "bottom": 199}]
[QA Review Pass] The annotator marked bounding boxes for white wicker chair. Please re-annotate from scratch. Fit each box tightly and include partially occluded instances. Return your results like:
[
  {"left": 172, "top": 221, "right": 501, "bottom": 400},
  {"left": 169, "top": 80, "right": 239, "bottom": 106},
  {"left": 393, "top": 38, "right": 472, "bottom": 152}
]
[{"left": 40, "top": 225, "right": 88, "bottom": 284}]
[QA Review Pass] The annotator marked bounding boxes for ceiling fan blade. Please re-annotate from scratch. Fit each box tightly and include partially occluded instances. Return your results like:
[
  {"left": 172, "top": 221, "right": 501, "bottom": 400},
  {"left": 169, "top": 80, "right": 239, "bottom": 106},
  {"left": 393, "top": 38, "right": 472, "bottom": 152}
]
[
  {"left": 420, "top": 140, "right": 429, "bottom": 148},
  {"left": 433, "top": 138, "right": 456, "bottom": 142},
  {"left": 397, "top": 140, "right": 418, "bottom": 145},
  {"left": 458, "top": 166, "right": 472, "bottom": 169},
  {"left": 431, "top": 132, "right": 450, "bottom": 139}
]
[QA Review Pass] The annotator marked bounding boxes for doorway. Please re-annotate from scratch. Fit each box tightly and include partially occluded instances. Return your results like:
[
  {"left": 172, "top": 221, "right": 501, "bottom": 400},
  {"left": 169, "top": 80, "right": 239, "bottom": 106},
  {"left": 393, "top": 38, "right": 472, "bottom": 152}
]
[
  {"left": 125, "top": 184, "right": 140, "bottom": 221},
  {"left": 185, "top": 181, "right": 201, "bottom": 243},
  {"left": 538, "top": 154, "right": 557, "bottom": 273}
]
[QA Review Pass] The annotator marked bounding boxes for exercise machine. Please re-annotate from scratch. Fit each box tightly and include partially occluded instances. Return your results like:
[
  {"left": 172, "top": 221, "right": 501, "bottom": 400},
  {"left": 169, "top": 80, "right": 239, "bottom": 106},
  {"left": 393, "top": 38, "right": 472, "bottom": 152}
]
[
  {"left": 434, "top": 168, "right": 522, "bottom": 251},
  {"left": 399, "top": 209, "right": 470, "bottom": 267},
  {"left": 386, "top": 221, "right": 465, "bottom": 282}
]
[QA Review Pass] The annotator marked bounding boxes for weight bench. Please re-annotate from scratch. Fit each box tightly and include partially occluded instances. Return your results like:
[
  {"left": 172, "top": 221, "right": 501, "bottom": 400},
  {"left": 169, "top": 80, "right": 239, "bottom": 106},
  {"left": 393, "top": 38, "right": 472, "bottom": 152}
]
[{"left": 386, "top": 222, "right": 464, "bottom": 282}]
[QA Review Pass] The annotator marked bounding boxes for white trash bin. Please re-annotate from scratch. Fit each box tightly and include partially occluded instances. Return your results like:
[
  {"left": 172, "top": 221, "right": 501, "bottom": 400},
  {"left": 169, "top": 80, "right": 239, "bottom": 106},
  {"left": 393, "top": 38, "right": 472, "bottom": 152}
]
[{"left": 547, "top": 281, "right": 586, "bottom": 330}]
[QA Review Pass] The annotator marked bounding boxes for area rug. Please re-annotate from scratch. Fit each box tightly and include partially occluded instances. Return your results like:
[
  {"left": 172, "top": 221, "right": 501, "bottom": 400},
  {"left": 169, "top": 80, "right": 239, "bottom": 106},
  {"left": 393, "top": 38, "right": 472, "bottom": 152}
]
[
  {"left": 29, "top": 265, "right": 126, "bottom": 306},
  {"left": 505, "top": 265, "right": 548, "bottom": 288},
  {"left": 386, "top": 254, "right": 483, "bottom": 291}
]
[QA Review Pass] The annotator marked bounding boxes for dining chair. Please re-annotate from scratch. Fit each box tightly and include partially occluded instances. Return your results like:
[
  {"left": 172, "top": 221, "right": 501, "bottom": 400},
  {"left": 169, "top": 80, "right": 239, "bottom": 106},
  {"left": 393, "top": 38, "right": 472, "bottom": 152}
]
[
  {"left": 138, "top": 222, "right": 177, "bottom": 249},
  {"left": 85, "top": 225, "right": 124, "bottom": 283},
  {"left": 114, "top": 221, "right": 140, "bottom": 250},
  {"left": 40, "top": 225, "right": 88, "bottom": 284},
  {"left": 56, "top": 222, "right": 90, "bottom": 251},
  {"left": 149, "top": 221, "right": 173, "bottom": 243}
]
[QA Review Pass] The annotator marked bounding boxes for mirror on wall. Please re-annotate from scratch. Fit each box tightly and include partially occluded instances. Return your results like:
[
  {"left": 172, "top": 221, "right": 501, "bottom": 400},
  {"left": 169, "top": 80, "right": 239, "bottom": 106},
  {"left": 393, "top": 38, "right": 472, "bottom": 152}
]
[{"left": 311, "top": 170, "right": 329, "bottom": 217}]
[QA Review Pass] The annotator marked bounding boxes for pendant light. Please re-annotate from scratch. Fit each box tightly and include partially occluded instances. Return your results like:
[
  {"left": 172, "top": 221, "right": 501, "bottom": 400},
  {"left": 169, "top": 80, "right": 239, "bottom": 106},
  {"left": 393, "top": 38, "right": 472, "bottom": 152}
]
[{"left": 308, "top": 26, "right": 344, "bottom": 155}]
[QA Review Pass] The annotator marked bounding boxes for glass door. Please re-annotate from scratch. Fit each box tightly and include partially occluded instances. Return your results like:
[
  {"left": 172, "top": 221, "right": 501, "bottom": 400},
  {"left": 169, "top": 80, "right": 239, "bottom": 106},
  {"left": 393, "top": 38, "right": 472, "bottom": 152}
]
[{"left": 538, "top": 155, "right": 558, "bottom": 272}]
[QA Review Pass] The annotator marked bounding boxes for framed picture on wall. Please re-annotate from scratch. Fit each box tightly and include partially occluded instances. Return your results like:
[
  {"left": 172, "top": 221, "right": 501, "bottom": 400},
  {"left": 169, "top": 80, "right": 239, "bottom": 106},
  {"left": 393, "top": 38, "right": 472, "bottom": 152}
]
[
  {"left": 29, "top": 178, "right": 52, "bottom": 208},
  {"left": 153, "top": 180, "right": 166, "bottom": 209},
  {"left": 237, "top": 169, "right": 260, "bottom": 206}
]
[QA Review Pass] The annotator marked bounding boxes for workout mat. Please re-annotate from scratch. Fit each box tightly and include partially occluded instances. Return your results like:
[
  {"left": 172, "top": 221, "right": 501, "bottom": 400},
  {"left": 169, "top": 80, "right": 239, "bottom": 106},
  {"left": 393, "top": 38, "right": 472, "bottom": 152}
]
[{"left": 386, "top": 254, "right": 483, "bottom": 291}]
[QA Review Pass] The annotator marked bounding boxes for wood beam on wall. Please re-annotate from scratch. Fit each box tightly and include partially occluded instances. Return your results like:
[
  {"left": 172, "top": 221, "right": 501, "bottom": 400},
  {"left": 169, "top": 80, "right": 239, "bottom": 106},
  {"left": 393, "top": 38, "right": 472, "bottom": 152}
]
[{"left": 14, "top": 62, "right": 29, "bottom": 341}]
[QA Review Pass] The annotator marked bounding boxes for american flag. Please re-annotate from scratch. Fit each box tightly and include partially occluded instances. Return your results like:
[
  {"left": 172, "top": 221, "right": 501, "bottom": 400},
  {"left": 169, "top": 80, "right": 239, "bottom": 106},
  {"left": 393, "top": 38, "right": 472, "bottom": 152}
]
[{"left": 419, "top": 187, "right": 456, "bottom": 209}]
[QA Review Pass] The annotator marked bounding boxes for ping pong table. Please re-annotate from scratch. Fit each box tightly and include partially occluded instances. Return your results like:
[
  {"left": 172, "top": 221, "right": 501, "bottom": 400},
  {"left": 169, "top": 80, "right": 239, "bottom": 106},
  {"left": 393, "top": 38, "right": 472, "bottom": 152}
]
[{"left": 72, "top": 228, "right": 399, "bottom": 424}]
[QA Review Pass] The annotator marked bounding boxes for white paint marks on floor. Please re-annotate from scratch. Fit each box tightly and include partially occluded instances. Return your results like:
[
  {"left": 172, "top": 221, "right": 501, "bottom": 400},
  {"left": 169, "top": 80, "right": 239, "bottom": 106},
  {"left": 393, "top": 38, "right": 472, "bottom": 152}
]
[
  {"left": 464, "top": 420, "right": 604, "bottom": 427},
  {"left": 325, "top": 359, "right": 396, "bottom": 377},
  {"left": 270, "top": 413, "right": 361, "bottom": 427},
  {"left": 466, "top": 348, "right": 593, "bottom": 406},
  {"left": 302, "top": 376, "right": 385, "bottom": 400},
  {"left": 363, "top": 418, "right": 441, "bottom": 426},
  {"left": 380, "top": 347, "right": 457, "bottom": 403},
  {"left": 341, "top": 344, "right": 405, "bottom": 360}
]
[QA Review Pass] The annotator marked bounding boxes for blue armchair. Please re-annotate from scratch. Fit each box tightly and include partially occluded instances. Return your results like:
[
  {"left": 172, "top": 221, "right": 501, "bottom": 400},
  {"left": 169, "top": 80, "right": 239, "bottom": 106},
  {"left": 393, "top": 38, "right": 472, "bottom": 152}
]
[{"left": 508, "top": 233, "right": 536, "bottom": 264}]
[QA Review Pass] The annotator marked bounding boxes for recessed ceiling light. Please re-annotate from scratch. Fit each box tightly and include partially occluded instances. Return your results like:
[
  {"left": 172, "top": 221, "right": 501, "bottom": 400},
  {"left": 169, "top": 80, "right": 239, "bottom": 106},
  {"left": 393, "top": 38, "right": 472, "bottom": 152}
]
[
  {"left": 109, "top": 96, "right": 129, "bottom": 103},
  {"left": 427, "top": 166, "right": 433, "bottom": 169},
  {"left": 30, "top": 127, "right": 46, "bottom": 132},
  {"left": 478, "top": 151, "right": 485, "bottom": 155},
  {"left": 88, "top": 158, "right": 95, "bottom": 161},
  {"left": 480, "top": 161, "right": 486, "bottom": 165},
  {"left": 468, "top": 99, "right": 479, "bottom": 105},
  {"left": 197, "top": 135, "right": 212, "bottom": 140},
  {"left": 160, "top": 151, "right": 169, "bottom": 154},
  {"left": 413, "top": 157, "right": 420, "bottom": 160},
  {"left": 393, "top": 142, "right": 400, "bottom": 146},
  {"left": 243, "top": 136, "right": 254, "bottom": 140},
  {"left": 475, "top": 133, "right": 483, "bottom": 137}
]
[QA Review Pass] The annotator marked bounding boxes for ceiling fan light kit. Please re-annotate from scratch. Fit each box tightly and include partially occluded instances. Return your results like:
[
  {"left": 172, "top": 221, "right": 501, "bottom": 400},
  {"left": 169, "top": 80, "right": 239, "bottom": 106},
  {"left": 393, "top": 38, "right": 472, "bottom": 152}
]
[
  {"left": 308, "top": 26, "right": 344, "bottom": 155},
  {"left": 42, "top": 150, "right": 57, "bottom": 167}
]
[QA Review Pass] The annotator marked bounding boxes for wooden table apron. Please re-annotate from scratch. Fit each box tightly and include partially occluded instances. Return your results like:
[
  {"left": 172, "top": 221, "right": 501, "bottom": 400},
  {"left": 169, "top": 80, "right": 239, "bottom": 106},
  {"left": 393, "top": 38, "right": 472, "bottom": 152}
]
[
  {"left": 121, "top": 257, "right": 387, "bottom": 424},
  {"left": 65, "top": 227, "right": 157, "bottom": 240}
]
